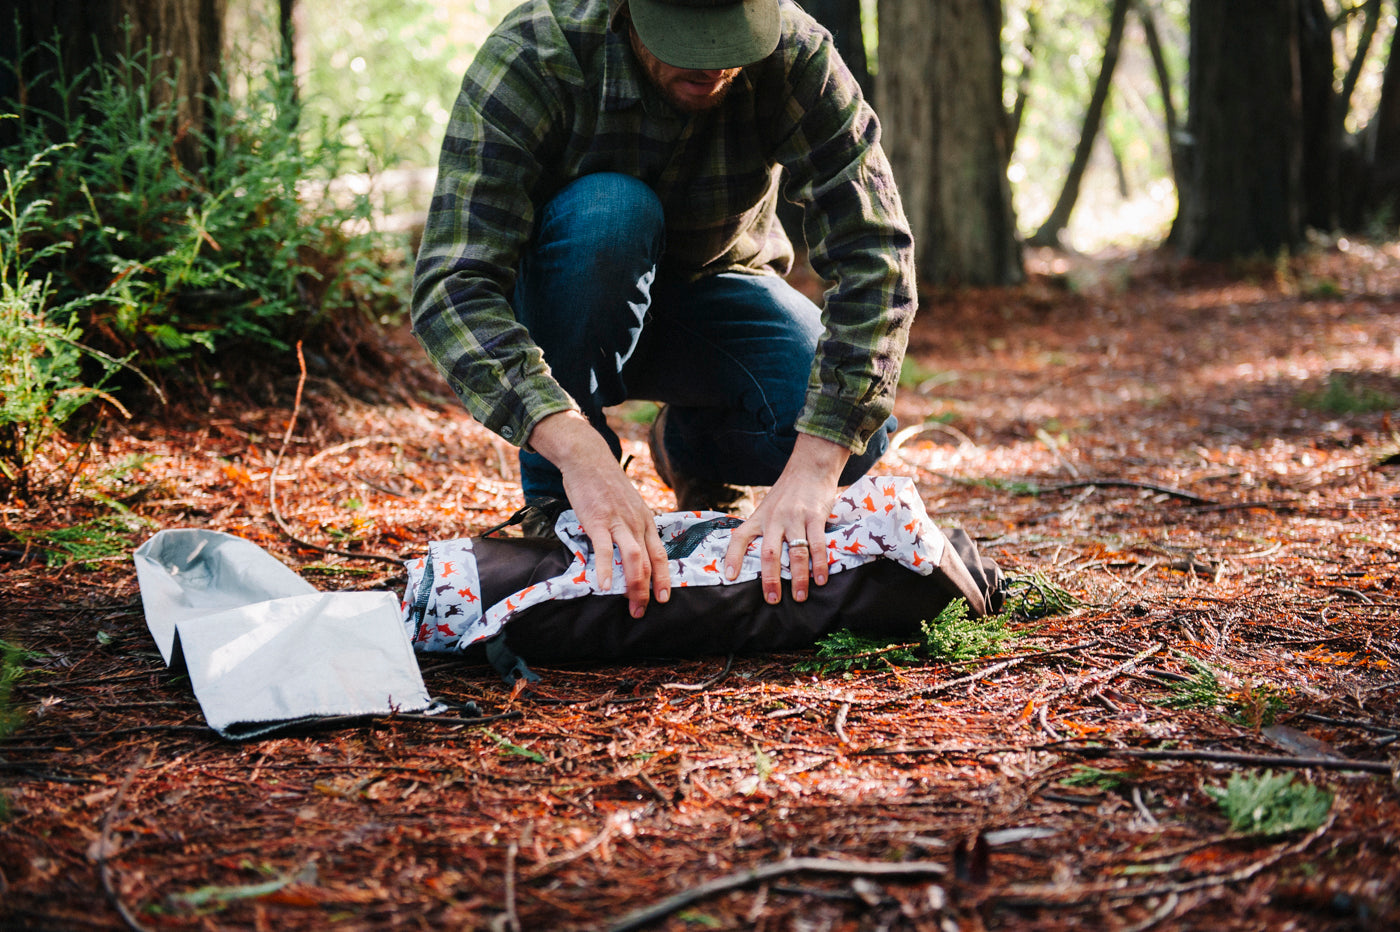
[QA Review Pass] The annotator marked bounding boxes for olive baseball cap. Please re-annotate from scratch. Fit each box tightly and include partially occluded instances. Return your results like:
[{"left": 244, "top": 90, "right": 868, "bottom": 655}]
[{"left": 609, "top": 0, "right": 781, "bottom": 70}]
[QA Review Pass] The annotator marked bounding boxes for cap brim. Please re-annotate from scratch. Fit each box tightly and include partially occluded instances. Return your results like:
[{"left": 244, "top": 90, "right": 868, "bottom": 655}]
[{"left": 628, "top": 0, "right": 781, "bottom": 70}]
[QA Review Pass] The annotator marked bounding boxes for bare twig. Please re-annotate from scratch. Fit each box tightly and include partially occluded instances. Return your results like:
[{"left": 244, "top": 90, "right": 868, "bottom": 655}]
[
  {"left": 1038, "top": 478, "right": 1215, "bottom": 504},
  {"left": 889, "top": 421, "right": 978, "bottom": 455},
  {"left": 1041, "top": 641, "right": 1164, "bottom": 702},
  {"left": 303, "top": 435, "right": 401, "bottom": 470},
  {"left": 523, "top": 817, "right": 618, "bottom": 879},
  {"left": 852, "top": 738, "right": 1396, "bottom": 777},
  {"left": 98, "top": 747, "right": 157, "bottom": 932},
  {"left": 879, "top": 657, "right": 1025, "bottom": 706},
  {"left": 1131, "top": 786, "right": 1159, "bottom": 827},
  {"left": 1066, "top": 745, "right": 1394, "bottom": 775},
  {"left": 1108, "top": 812, "right": 1336, "bottom": 900},
  {"left": 834, "top": 702, "right": 851, "bottom": 745},
  {"left": 1119, "top": 892, "right": 1180, "bottom": 932},
  {"left": 662, "top": 655, "right": 734, "bottom": 692},
  {"left": 1000, "top": 813, "right": 1336, "bottom": 905},
  {"left": 1298, "top": 712, "right": 1399, "bottom": 736},
  {"left": 268, "top": 342, "right": 402, "bottom": 565},
  {"left": 501, "top": 842, "right": 521, "bottom": 932},
  {"left": 605, "top": 857, "right": 948, "bottom": 932}
]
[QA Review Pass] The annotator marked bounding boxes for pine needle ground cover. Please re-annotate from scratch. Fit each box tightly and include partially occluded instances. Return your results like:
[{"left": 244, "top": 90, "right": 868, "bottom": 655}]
[{"left": 1, "top": 248, "right": 1397, "bottom": 930}]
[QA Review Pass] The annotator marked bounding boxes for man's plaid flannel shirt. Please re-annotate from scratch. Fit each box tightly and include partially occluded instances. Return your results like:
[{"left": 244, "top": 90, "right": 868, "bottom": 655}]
[{"left": 412, "top": 0, "right": 915, "bottom": 455}]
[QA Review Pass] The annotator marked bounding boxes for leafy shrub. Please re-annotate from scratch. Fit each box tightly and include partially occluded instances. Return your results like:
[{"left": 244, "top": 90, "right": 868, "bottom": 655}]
[
  {"left": 1297, "top": 372, "right": 1398, "bottom": 415},
  {"left": 0, "top": 641, "right": 22, "bottom": 739},
  {"left": 1163, "top": 654, "right": 1228, "bottom": 711},
  {"left": 2, "top": 34, "right": 388, "bottom": 378},
  {"left": 0, "top": 639, "right": 29, "bottom": 818},
  {"left": 9, "top": 514, "right": 152, "bottom": 567},
  {"left": 1161, "top": 654, "right": 1289, "bottom": 727},
  {"left": 0, "top": 143, "right": 127, "bottom": 496},
  {"left": 920, "top": 598, "right": 1019, "bottom": 663},
  {"left": 798, "top": 628, "right": 923, "bottom": 673}
]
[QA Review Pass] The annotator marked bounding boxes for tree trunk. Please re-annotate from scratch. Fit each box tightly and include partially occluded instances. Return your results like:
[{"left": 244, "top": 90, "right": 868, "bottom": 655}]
[
  {"left": 1007, "top": 2, "right": 1040, "bottom": 152},
  {"left": 1027, "top": 0, "right": 1131, "bottom": 248},
  {"left": 1176, "top": 0, "right": 1303, "bottom": 260},
  {"left": 278, "top": 0, "right": 300, "bottom": 130},
  {"left": 877, "top": 0, "right": 1022, "bottom": 286},
  {"left": 0, "top": 0, "right": 226, "bottom": 162},
  {"left": 1359, "top": 9, "right": 1400, "bottom": 230},
  {"left": 1297, "top": 0, "right": 1338, "bottom": 232}
]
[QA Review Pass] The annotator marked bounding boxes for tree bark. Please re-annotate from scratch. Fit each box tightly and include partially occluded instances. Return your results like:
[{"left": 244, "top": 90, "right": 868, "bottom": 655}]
[
  {"left": 1007, "top": 3, "right": 1040, "bottom": 151},
  {"left": 1362, "top": 11, "right": 1400, "bottom": 227},
  {"left": 1176, "top": 0, "right": 1304, "bottom": 260},
  {"left": 1027, "top": 0, "right": 1131, "bottom": 248},
  {"left": 877, "top": 0, "right": 1022, "bottom": 286},
  {"left": 0, "top": 0, "right": 226, "bottom": 161},
  {"left": 780, "top": 0, "right": 869, "bottom": 242},
  {"left": 1298, "top": 0, "right": 1338, "bottom": 231}
]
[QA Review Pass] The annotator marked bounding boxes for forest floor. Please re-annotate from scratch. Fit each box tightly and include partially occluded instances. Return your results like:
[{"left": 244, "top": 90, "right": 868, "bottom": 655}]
[{"left": 1, "top": 243, "right": 1398, "bottom": 931}]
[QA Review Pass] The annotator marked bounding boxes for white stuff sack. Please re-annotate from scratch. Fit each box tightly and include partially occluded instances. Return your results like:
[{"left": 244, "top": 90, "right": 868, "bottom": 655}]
[{"left": 134, "top": 529, "right": 430, "bottom": 740}]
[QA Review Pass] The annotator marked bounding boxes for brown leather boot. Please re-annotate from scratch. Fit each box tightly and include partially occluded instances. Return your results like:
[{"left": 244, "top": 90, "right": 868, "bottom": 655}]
[{"left": 649, "top": 405, "right": 757, "bottom": 516}]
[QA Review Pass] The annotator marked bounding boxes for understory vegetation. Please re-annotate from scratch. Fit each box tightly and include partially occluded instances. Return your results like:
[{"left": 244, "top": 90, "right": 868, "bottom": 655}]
[{"left": 0, "top": 37, "right": 404, "bottom": 498}]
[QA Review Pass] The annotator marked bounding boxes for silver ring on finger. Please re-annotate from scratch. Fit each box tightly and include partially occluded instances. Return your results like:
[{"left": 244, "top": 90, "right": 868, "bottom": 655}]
[{"left": 788, "top": 538, "right": 809, "bottom": 550}]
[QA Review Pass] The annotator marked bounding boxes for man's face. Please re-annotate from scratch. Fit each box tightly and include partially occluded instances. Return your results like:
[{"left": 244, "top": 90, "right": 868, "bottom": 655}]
[{"left": 628, "top": 26, "right": 743, "bottom": 113}]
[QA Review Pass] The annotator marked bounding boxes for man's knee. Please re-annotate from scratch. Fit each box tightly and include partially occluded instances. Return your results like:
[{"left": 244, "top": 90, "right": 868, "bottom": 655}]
[{"left": 541, "top": 173, "right": 665, "bottom": 245}]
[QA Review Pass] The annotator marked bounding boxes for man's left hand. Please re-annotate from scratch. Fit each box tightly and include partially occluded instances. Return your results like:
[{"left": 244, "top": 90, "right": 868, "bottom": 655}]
[{"left": 722, "top": 433, "right": 851, "bottom": 603}]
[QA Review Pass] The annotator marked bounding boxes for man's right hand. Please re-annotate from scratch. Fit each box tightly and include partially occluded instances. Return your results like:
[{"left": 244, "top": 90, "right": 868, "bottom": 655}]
[{"left": 526, "top": 411, "right": 671, "bottom": 618}]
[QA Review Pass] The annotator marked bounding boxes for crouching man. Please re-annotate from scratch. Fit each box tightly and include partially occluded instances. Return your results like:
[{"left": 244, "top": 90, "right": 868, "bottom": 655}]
[{"left": 412, "top": 0, "right": 916, "bottom": 619}]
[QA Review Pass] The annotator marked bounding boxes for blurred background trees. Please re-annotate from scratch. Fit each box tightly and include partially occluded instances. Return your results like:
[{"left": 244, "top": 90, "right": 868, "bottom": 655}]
[
  {"left": 878, "top": 0, "right": 1024, "bottom": 286},
  {"left": 6, "top": 0, "right": 1398, "bottom": 274}
]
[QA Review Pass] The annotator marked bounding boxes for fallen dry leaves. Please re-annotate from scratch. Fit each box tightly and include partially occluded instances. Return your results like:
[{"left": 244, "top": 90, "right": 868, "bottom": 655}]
[{"left": 1, "top": 245, "right": 1397, "bottom": 930}]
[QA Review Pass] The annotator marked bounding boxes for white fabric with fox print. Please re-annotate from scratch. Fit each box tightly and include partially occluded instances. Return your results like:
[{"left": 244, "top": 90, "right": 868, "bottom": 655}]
[{"left": 399, "top": 475, "right": 952, "bottom": 652}]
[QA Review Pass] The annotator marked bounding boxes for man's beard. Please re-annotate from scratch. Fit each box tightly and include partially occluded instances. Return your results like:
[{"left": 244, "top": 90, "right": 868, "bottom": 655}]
[
  {"left": 660, "top": 73, "right": 737, "bottom": 113},
  {"left": 629, "top": 27, "right": 741, "bottom": 114}
]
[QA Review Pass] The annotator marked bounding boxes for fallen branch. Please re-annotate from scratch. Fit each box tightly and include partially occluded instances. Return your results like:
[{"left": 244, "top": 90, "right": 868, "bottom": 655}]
[
  {"left": 303, "top": 435, "right": 402, "bottom": 470},
  {"left": 852, "top": 740, "right": 1396, "bottom": 775},
  {"left": 1187, "top": 499, "right": 1300, "bottom": 514},
  {"left": 500, "top": 842, "right": 522, "bottom": 932},
  {"left": 807, "top": 657, "right": 1029, "bottom": 710},
  {"left": 1298, "top": 712, "right": 1399, "bottom": 737},
  {"left": 1065, "top": 745, "right": 1395, "bottom": 775},
  {"left": 889, "top": 421, "right": 978, "bottom": 454},
  {"left": 1041, "top": 641, "right": 1164, "bottom": 702},
  {"left": 833, "top": 702, "right": 851, "bottom": 745},
  {"left": 1038, "top": 478, "right": 1215, "bottom": 505},
  {"left": 879, "top": 657, "right": 1025, "bottom": 706},
  {"left": 604, "top": 857, "right": 948, "bottom": 932},
  {"left": 524, "top": 817, "right": 619, "bottom": 879},
  {"left": 1000, "top": 812, "right": 1336, "bottom": 907},
  {"left": 661, "top": 654, "right": 734, "bottom": 692}
]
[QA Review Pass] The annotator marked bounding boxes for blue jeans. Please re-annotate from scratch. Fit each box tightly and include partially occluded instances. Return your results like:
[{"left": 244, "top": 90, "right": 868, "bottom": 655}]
[{"left": 513, "top": 173, "right": 894, "bottom": 502}]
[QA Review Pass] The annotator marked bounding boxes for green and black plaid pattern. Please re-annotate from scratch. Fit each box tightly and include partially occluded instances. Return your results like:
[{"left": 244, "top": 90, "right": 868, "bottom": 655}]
[{"left": 412, "top": 0, "right": 915, "bottom": 455}]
